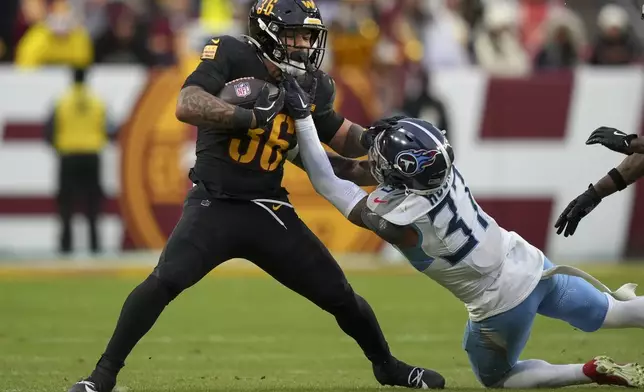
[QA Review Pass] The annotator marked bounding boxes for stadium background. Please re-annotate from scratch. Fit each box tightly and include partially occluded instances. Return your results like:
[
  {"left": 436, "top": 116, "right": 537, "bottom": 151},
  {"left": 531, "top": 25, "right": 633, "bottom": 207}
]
[
  {"left": 2, "top": 0, "right": 644, "bottom": 262},
  {"left": 2, "top": 1, "right": 644, "bottom": 391}
]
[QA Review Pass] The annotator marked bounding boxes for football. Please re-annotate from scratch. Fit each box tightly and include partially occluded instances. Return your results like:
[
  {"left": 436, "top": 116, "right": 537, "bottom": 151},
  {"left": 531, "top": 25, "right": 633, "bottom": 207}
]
[{"left": 217, "top": 77, "right": 280, "bottom": 109}]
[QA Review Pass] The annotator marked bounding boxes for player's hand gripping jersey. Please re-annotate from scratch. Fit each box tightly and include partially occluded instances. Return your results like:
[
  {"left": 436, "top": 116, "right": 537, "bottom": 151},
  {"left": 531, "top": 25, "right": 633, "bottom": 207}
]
[{"left": 183, "top": 35, "right": 344, "bottom": 200}]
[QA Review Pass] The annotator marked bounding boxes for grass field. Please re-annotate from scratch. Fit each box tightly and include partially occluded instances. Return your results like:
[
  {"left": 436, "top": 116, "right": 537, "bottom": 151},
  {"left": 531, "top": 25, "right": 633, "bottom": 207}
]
[{"left": 1, "top": 262, "right": 643, "bottom": 392}]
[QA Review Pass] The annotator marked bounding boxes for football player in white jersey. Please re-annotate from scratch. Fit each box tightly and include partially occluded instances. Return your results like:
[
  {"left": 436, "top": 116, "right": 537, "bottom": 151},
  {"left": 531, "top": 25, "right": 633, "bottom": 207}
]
[{"left": 282, "top": 75, "right": 644, "bottom": 389}]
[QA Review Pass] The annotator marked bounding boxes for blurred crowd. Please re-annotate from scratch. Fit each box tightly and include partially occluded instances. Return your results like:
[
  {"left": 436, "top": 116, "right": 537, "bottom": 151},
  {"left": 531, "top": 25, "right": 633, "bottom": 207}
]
[
  {"left": 0, "top": 0, "right": 643, "bottom": 116},
  {"left": 2, "top": 0, "right": 643, "bottom": 254},
  {"left": 1, "top": 0, "right": 642, "bottom": 68}
]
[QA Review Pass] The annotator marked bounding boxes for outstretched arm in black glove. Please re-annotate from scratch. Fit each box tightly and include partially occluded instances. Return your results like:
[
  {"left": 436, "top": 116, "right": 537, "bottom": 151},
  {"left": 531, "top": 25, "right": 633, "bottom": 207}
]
[
  {"left": 554, "top": 185, "right": 602, "bottom": 237},
  {"left": 555, "top": 153, "right": 644, "bottom": 237},
  {"left": 586, "top": 126, "right": 644, "bottom": 155}
]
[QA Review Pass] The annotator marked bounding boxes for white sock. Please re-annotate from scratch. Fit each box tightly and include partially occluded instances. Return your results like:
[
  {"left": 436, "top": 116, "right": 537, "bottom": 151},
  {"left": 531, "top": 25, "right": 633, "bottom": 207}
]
[
  {"left": 602, "top": 295, "right": 644, "bottom": 329},
  {"left": 501, "top": 360, "right": 590, "bottom": 388}
]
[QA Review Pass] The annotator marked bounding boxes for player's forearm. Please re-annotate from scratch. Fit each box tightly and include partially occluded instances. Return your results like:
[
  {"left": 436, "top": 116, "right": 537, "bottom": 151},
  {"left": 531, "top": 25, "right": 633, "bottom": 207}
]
[
  {"left": 354, "top": 160, "right": 377, "bottom": 186},
  {"left": 294, "top": 116, "right": 367, "bottom": 217},
  {"left": 327, "top": 152, "right": 377, "bottom": 186},
  {"left": 593, "top": 153, "right": 644, "bottom": 198},
  {"left": 629, "top": 136, "right": 644, "bottom": 154},
  {"left": 175, "top": 86, "right": 255, "bottom": 129},
  {"left": 340, "top": 123, "right": 369, "bottom": 158}
]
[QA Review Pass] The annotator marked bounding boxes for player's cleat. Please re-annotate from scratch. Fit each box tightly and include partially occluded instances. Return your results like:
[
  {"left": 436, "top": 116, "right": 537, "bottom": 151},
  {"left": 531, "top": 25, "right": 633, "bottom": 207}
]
[
  {"left": 68, "top": 377, "right": 114, "bottom": 392},
  {"left": 68, "top": 379, "right": 98, "bottom": 392},
  {"left": 373, "top": 357, "right": 445, "bottom": 389},
  {"left": 583, "top": 355, "right": 644, "bottom": 387}
]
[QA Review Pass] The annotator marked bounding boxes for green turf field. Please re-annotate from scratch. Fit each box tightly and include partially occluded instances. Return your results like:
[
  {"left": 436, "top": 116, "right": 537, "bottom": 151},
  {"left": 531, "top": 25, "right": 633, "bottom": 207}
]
[{"left": 1, "top": 264, "right": 643, "bottom": 392}]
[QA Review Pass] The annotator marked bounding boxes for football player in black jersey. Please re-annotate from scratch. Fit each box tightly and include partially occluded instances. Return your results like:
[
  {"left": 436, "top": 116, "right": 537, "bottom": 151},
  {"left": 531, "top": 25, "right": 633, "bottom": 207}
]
[{"left": 67, "top": 1, "right": 445, "bottom": 391}]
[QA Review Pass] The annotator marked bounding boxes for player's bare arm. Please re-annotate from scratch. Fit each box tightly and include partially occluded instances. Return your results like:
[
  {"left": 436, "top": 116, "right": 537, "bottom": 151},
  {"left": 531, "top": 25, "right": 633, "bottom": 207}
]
[
  {"left": 328, "top": 119, "right": 369, "bottom": 158},
  {"left": 556, "top": 154, "right": 644, "bottom": 237},
  {"left": 326, "top": 152, "right": 373, "bottom": 185},
  {"left": 327, "top": 115, "right": 410, "bottom": 159},
  {"left": 175, "top": 86, "right": 239, "bottom": 128},
  {"left": 630, "top": 136, "right": 644, "bottom": 154},
  {"left": 630, "top": 136, "right": 644, "bottom": 153},
  {"left": 306, "top": 72, "right": 375, "bottom": 159},
  {"left": 594, "top": 153, "right": 644, "bottom": 197},
  {"left": 176, "top": 83, "right": 285, "bottom": 130},
  {"left": 177, "top": 33, "right": 287, "bottom": 132},
  {"left": 557, "top": 128, "right": 644, "bottom": 237}
]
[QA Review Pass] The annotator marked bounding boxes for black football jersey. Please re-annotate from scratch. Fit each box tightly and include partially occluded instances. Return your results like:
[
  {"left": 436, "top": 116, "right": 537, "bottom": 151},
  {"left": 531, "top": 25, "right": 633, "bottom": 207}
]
[{"left": 182, "top": 35, "right": 345, "bottom": 200}]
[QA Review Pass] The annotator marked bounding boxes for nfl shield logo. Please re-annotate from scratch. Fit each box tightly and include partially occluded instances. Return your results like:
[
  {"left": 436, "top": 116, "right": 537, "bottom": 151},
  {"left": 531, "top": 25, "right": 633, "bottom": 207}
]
[{"left": 234, "top": 82, "right": 252, "bottom": 98}]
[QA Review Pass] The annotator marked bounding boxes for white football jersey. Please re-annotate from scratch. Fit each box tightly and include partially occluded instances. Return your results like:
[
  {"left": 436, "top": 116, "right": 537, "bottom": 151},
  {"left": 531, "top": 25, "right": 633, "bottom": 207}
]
[{"left": 367, "top": 167, "right": 544, "bottom": 322}]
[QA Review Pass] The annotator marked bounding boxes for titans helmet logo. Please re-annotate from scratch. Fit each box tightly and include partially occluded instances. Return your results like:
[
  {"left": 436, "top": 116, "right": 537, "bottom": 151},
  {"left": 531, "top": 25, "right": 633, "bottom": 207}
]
[{"left": 394, "top": 149, "right": 439, "bottom": 176}]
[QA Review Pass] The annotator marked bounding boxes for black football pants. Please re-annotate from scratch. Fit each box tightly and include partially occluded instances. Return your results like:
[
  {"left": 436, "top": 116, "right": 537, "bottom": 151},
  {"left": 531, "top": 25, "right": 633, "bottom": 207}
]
[
  {"left": 57, "top": 153, "right": 102, "bottom": 253},
  {"left": 94, "top": 186, "right": 392, "bottom": 378}
]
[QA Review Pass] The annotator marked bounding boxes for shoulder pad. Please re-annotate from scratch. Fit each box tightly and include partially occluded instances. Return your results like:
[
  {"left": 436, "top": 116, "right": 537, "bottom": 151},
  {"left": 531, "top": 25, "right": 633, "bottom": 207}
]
[
  {"left": 367, "top": 172, "right": 454, "bottom": 225},
  {"left": 200, "top": 35, "right": 247, "bottom": 60},
  {"left": 367, "top": 186, "right": 431, "bottom": 226}
]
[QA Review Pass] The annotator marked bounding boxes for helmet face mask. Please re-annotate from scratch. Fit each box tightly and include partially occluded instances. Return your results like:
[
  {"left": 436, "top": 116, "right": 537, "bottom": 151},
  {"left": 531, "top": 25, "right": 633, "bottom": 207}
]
[
  {"left": 368, "top": 133, "right": 388, "bottom": 185},
  {"left": 249, "top": 0, "right": 328, "bottom": 75}
]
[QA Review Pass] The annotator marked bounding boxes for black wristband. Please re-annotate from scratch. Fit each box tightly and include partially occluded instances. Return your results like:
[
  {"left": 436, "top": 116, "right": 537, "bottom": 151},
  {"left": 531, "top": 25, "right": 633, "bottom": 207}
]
[
  {"left": 232, "top": 106, "right": 254, "bottom": 129},
  {"left": 608, "top": 168, "right": 627, "bottom": 191}
]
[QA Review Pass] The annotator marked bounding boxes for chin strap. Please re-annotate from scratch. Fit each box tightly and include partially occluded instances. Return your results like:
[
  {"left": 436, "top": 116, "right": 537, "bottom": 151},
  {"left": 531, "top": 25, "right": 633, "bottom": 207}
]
[{"left": 244, "top": 34, "right": 307, "bottom": 77}]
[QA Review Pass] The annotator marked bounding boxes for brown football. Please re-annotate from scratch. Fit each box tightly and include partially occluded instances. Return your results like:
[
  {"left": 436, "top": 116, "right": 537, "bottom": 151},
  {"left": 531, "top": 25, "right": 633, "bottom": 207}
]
[{"left": 216, "top": 77, "right": 280, "bottom": 109}]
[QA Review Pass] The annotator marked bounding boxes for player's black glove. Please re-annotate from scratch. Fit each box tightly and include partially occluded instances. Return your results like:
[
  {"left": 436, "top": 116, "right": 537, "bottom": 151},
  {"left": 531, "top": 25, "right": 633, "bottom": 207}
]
[
  {"left": 360, "top": 115, "right": 409, "bottom": 150},
  {"left": 554, "top": 184, "right": 602, "bottom": 237},
  {"left": 586, "top": 126, "right": 638, "bottom": 155},
  {"left": 253, "top": 83, "right": 286, "bottom": 127},
  {"left": 282, "top": 74, "right": 317, "bottom": 120}
]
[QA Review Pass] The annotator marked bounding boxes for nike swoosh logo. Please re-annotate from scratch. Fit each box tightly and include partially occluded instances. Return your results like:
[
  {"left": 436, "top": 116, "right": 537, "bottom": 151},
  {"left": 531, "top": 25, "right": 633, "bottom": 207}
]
[
  {"left": 79, "top": 381, "right": 97, "bottom": 392},
  {"left": 614, "top": 131, "right": 627, "bottom": 136},
  {"left": 211, "top": 38, "right": 220, "bottom": 44},
  {"left": 373, "top": 197, "right": 387, "bottom": 204},
  {"left": 298, "top": 94, "right": 307, "bottom": 109},
  {"left": 272, "top": 204, "right": 282, "bottom": 211}
]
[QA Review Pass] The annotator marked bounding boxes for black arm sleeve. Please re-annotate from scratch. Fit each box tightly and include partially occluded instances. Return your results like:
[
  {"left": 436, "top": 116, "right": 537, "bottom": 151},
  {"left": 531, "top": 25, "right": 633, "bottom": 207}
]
[
  {"left": 312, "top": 73, "right": 345, "bottom": 144},
  {"left": 182, "top": 36, "right": 232, "bottom": 96}
]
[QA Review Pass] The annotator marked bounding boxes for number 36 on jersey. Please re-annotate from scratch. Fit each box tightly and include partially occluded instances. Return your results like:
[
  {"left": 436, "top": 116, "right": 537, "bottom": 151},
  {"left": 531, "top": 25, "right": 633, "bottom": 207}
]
[{"left": 228, "top": 113, "right": 295, "bottom": 172}]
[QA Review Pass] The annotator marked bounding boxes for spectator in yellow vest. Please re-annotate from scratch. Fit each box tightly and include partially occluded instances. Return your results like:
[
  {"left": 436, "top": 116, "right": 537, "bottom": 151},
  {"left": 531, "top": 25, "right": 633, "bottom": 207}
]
[
  {"left": 44, "top": 67, "right": 115, "bottom": 255},
  {"left": 15, "top": 0, "right": 93, "bottom": 69}
]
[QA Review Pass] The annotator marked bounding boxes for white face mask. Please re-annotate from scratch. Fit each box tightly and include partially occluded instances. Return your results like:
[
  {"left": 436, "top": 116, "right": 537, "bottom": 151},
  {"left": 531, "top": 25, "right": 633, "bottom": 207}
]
[
  {"left": 277, "top": 61, "right": 307, "bottom": 77},
  {"left": 254, "top": 19, "right": 315, "bottom": 77}
]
